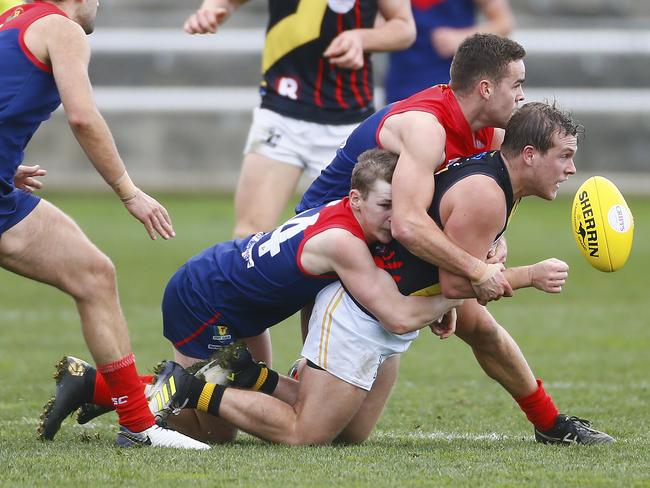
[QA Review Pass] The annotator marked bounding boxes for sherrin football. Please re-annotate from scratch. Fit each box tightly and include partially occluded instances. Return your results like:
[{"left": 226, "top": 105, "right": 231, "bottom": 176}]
[{"left": 571, "top": 176, "right": 634, "bottom": 272}]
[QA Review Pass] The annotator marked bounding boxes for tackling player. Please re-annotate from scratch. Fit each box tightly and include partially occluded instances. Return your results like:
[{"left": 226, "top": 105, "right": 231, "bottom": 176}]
[
  {"left": 1, "top": 0, "right": 207, "bottom": 449},
  {"left": 40, "top": 149, "right": 461, "bottom": 444}
]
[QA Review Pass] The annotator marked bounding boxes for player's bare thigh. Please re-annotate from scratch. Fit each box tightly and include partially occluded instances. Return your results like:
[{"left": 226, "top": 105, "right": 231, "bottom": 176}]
[
  {"left": 0, "top": 198, "right": 112, "bottom": 295},
  {"left": 287, "top": 363, "right": 368, "bottom": 445},
  {"left": 233, "top": 153, "right": 302, "bottom": 237},
  {"left": 335, "top": 354, "right": 400, "bottom": 444}
]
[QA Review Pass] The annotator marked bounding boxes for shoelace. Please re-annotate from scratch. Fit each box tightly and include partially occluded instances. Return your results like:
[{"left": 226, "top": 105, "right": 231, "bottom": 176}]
[{"left": 566, "top": 416, "right": 592, "bottom": 428}]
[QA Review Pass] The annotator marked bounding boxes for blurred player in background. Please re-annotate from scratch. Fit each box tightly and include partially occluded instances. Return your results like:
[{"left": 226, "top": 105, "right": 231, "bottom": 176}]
[
  {"left": 1, "top": 0, "right": 207, "bottom": 449},
  {"left": 182, "top": 0, "right": 416, "bottom": 238},
  {"left": 385, "top": 0, "right": 515, "bottom": 103}
]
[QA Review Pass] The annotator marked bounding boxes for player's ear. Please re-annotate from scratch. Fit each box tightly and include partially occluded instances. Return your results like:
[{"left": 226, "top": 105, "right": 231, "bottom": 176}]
[
  {"left": 479, "top": 79, "right": 492, "bottom": 99},
  {"left": 349, "top": 188, "right": 362, "bottom": 209},
  {"left": 522, "top": 145, "right": 536, "bottom": 166}
]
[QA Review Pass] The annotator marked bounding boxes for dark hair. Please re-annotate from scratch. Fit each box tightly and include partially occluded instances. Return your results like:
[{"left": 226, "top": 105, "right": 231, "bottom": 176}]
[
  {"left": 501, "top": 102, "right": 584, "bottom": 157},
  {"left": 450, "top": 34, "right": 526, "bottom": 94},
  {"left": 351, "top": 149, "right": 398, "bottom": 198}
]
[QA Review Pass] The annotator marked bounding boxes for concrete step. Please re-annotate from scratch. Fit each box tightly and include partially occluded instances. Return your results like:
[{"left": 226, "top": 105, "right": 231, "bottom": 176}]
[
  {"left": 22, "top": 88, "right": 650, "bottom": 191},
  {"left": 85, "top": 29, "right": 650, "bottom": 88}
]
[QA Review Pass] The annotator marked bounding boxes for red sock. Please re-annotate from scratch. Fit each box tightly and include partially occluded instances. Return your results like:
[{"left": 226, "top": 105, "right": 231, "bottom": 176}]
[
  {"left": 92, "top": 372, "right": 153, "bottom": 408},
  {"left": 97, "top": 353, "right": 155, "bottom": 433},
  {"left": 515, "top": 379, "right": 559, "bottom": 432}
]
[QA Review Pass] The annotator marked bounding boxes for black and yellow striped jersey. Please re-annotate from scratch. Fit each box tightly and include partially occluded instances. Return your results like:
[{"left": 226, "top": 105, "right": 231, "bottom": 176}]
[{"left": 260, "top": 0, "right": 378, "bottom": 125}]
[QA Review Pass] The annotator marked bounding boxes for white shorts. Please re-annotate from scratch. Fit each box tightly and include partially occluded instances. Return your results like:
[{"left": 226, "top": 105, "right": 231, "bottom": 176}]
[
  {"left": 302, "top": 282, "right": 419, "bottom": 391},
  {"left": 243, "top": 107, "right": 358, "bottom": 177}
]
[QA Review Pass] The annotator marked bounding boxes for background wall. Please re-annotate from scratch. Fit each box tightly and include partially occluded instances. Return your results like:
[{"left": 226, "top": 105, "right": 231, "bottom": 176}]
[{"left": 23, "top": 0, "right": 650, "bottom": 193}]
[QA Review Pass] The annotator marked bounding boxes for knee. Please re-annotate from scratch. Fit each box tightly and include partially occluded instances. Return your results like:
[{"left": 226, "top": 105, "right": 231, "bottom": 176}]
[
  {"left": 285, "top": 427, "right": 337, "bottom": 446},
  {"left": 456, "top": 311, "right": 503, "bottom": 346},
  {"left": 66, "top": 251, "right": 117, "bottom": 300}
]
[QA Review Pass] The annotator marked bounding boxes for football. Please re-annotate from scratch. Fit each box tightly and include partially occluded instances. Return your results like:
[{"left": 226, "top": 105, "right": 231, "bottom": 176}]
[{"left": 571, "top": 176, "right": 634, "bottom": 272}]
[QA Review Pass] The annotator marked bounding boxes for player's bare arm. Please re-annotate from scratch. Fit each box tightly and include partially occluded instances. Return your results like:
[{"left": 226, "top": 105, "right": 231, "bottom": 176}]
[
  {"left": 431, "top": 0, "right": 514, "bottom": 58},
  {"left": 438, "top": 175, "right": 568, "bottom": 297},
  {"left": 380, "top": 111, "right": 512, "bottom": 302},
  {"left": 184, "top": 0, "right": 247, "bottom": 35},
  {"left": 324, "top": 0, "right": 415, "bottom": 69},
  {"left": 26, "top": 15, "right": 174, "bottom": 240},
  {"left": 301, "top": 229, "right": 461, "bottom": 335}
]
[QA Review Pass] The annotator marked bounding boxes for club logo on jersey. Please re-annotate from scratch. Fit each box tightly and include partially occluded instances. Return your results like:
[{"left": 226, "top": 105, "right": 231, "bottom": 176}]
[
  {"left": 277, "top": 77, "right": 299, "bottom": 100},
  {"left": 328, "top": 0, "right": 355, "bottom": 14},
  {"left": 208, "top": 325, "right": 233, "bottom": 349},
  {"left": 0, "top": 6, "right": 23, "bottom": 28}
]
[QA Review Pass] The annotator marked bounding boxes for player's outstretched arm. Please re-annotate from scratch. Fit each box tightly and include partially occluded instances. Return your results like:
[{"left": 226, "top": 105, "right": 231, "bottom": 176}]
[
  {"left": 503, "top": 258, "right": 569, "bottom": 293},
  {"left": 381, "top": 111, "right": 512, "bottom": 304},
  {"left": 303, "top": 229, "right": 462, "bottom": 335},
  {"left": 183, "top": 0, "right": 247, "bottom": 35},
  {"left": 44, "top": 17, "right": 174, "bottom": 240},
  {"left": 324, "top": 0, "right": 415, "bottom": 69}
]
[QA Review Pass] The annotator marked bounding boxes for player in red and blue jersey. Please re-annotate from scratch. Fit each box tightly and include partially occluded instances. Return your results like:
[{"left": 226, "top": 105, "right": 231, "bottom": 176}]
[
  {"left": 1, "top": 0, "right": 209, "bottom": 450},
  {"left": 43, "top": 149, "right": 460, "bottom": 444},
  {"left": 385, "top": 0, "right": 514, "bottom": 103}
]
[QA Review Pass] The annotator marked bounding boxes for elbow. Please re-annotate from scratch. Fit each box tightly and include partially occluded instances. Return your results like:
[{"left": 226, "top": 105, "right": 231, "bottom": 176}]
[
  {"left": 67, "top": 113, "right": 92, "bottom": 132},
  {"left": 381, "top": 318, "right": 409, "bottom": 335},
  {"left": 401, "top": 21, "right": 416, "bottom": 49},
  {"left": 440, "top": 280, "right": 465, "bottom": 300},
  {"left": 391, "top": 217, "right": 417, "bottom": 249}
]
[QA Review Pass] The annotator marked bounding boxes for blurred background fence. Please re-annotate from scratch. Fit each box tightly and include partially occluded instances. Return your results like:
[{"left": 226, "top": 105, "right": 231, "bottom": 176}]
[{"left": 23, "top": 0, "right": 650, "bottom": 193}]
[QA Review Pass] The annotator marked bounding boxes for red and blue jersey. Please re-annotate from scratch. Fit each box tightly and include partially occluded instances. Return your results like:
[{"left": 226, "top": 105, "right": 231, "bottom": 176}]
[
  {"left": 297, "top": 84, "right": 494, "bottom": 212},
  {"left": 0, "top": 2, "right": 65, "bottom": 231},
  {"left": 164, "top": 198, "right": 367, "bottom": 356},
  {"left": 385, "top": 0, "right": 476, "bottom": 103}
]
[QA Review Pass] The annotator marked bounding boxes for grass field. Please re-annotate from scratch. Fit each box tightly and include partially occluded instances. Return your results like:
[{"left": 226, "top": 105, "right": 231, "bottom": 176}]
[{"left": 1, "top": 192, "right": 648, "bottom": 487}]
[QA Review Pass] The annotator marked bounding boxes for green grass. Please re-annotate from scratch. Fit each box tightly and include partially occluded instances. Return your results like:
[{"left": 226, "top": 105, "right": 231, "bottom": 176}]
[{"left": 1, "top": 192, "right": 649, "bottom": 487}]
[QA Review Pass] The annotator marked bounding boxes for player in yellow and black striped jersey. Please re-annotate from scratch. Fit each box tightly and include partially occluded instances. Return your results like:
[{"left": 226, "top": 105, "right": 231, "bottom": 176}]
[{"left": 183, "top": 0, "right": 415, "bottom": 240}]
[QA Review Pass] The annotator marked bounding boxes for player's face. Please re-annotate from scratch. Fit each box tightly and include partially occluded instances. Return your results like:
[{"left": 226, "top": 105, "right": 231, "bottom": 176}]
[
  {"left": 356, "top": 180, "right": 393, "bottom": 244},
  {"left": 533, "top": 131, "right": 578, "bottom": 200},
  {"left": 488, "top": 60, "right": 526, "bottom": 127}
]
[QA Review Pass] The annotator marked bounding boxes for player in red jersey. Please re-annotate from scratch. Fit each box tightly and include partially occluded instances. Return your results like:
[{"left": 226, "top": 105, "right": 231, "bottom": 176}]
[{"left": 0, "top": 0, "right": 207, "bottom": 449}]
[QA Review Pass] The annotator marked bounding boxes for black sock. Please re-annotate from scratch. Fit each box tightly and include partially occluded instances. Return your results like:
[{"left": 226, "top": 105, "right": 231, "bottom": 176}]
[
  {"left": 234, "top": 363, "right": 279, "bottom": 394},
  {"left": 195, "top": 383, "right": 226, "bottom": 416}
]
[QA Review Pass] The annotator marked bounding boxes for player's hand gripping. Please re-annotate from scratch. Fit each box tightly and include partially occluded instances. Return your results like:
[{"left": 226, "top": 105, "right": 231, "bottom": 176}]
[
  {"left": 14, "top": 164, "right": 47, "bottom": 193},
  {"left": 122, "top": 190, "right": 175, "bottom": 240},
  {"left": 486, "top": 236, "right": 508, "bottom": 264},
  {"left": 183, "top": 2, "right": 230, "bottom": 34},
  {"left": 429, "top": 306, "right": 459, "bottom": 340},
  {"left": 529, "top": 258, "right": 569, "bottom": 293},
  {"left": 471, "top": 262, "right": 513, "bottom": 305},
  {"left": 323, "top": 30, "right": 365, "bottom": 70}
]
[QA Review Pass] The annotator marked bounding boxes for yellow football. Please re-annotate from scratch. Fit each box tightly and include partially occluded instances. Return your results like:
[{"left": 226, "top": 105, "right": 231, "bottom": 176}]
[{"left": 571, "top": 176, "right": 634, "bottom": 272}]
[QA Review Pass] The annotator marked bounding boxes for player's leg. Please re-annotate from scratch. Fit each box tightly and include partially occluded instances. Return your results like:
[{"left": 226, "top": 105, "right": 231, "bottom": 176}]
[
  {"left": 0, "top": 200, "right": 129, "bottom": 365},
  {"left": 233, "top": 107, "right": 309, "bottom": 238},
  {"left": 233, "top": 152, "right": 302, "bottom": 237},
  {"left": 218, "top": 363, "right": 368, "bottom": 445},
  {"left": 335, "top": 354, "right": 400, "bottom": 444},
  {"left": 2, "top": 200, "right": 207, "bottom": 448},
  {"left": 455, "top": 300, "right": 537, "bottom": 398},
  {"left": 455, "top": 299, "right": 614, "bottom": 444}
]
